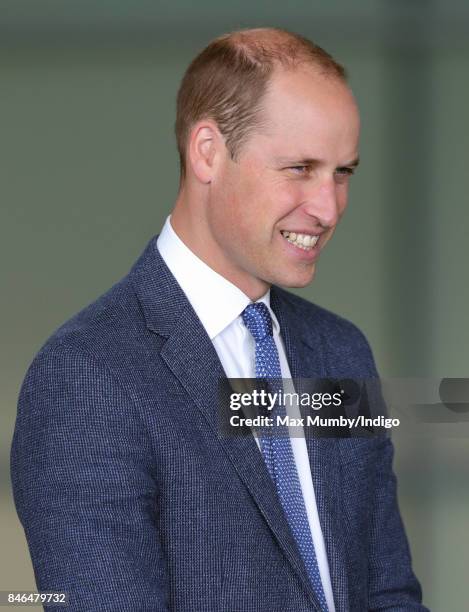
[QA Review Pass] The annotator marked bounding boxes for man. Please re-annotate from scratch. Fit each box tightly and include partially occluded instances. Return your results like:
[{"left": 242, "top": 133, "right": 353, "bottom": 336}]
[{"left": 11, "top": 28, "right": 427, "bottom": 611}]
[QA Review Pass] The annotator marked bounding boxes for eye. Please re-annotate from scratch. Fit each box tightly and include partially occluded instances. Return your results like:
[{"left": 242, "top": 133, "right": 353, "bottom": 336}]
[
  {"left": 287, "top": 165, "right": 310, "bottom": 175},
  {"left": 335, "top": 167, "right": 356, "bottom": 178}
]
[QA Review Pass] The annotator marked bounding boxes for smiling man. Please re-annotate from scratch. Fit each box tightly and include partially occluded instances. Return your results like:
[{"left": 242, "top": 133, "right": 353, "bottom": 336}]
[{"left": 11, "top": 28, "right": 427, "bottom": 611}]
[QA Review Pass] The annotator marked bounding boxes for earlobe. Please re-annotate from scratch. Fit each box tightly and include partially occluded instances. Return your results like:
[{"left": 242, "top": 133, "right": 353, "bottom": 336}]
[
  {"left": 189, "top": 123, "right": 218, "bottom": 184},
  {"left": 193, "top": 157, "right": 212, "bottom": 183}
]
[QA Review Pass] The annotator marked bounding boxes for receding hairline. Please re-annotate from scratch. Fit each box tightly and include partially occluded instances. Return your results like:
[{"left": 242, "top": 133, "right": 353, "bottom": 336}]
[
  {"left": 214, "top": 27, "right": 347, "bottom": 78},
  {"left": 175, "top": 27, "right": 348, "bottom": 180}
]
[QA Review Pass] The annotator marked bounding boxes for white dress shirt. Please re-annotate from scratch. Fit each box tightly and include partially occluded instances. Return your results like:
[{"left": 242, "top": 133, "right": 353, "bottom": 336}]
[{"left": 157, "top": 216, "right": 335, "bottom": 612}]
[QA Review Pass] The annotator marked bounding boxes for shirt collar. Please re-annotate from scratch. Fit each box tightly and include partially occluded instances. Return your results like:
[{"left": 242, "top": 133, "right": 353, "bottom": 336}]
[{"left": 156, "top": 216, "right": 280, "bottom": 340}]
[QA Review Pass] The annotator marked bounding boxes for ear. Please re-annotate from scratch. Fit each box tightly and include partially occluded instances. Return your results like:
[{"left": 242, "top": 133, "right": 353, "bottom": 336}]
[{"left": 187, "top": 120, "right": 223, "bottom": 184}]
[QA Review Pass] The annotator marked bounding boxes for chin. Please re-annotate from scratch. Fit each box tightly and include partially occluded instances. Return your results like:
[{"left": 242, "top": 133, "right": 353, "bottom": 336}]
[{"left": 274, "top": 266, "right": 316, "bottom": 289}]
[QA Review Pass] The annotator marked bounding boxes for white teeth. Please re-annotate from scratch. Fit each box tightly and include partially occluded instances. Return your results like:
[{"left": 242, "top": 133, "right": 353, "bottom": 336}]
[{"left": 281, "top": 230, "right": 319, "bottom": 251}]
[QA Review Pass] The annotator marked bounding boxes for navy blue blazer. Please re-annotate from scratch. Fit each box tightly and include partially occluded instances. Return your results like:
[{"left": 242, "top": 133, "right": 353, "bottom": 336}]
[{"left": 11, "top": 236, "right": 427, "bottom": 611}]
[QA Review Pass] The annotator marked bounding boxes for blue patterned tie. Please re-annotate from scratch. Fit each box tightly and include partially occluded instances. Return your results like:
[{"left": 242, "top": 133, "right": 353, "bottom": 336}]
[{"left": 242, "top": 302, "right": 328, "bottom": 611}]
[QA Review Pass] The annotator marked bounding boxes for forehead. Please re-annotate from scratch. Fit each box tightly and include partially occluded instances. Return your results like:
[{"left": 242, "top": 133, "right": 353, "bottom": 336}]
[{"left": 256, "top": 67, "right": 360, "bottom": 154}]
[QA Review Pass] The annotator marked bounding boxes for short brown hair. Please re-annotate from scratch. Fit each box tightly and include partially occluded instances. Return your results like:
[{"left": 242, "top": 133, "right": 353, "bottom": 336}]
[{"left": 175, "top": 28, "right": 347, "bottom": 178}]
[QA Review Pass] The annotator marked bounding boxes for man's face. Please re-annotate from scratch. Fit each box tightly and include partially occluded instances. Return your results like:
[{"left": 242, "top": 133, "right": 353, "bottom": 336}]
[{"left": 206, "top": 67, "right": 360, "bottom": 298}]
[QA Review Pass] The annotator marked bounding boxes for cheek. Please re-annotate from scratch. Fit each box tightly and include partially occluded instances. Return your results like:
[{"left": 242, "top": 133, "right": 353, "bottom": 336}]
[{"left": 271, "top": 182, "right": 305, "bottom": 222}]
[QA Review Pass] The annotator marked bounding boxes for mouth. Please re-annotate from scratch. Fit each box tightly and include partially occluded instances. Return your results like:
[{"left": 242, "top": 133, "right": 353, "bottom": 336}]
[{"left": 280, "top": 230, "right": 320, "bottom": 251}]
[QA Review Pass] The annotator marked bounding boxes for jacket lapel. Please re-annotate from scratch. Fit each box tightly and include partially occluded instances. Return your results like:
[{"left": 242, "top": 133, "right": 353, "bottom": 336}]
[
  {"left": 130, "top": 238, "right": 323, "bottom": 610},
  {"left": 271, "top": 287, "right": 350, "bottom": 612}
]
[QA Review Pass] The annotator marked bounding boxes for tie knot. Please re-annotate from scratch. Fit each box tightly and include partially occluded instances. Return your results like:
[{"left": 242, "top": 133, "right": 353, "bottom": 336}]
[{"left": 241, "top": 302, "right": 273, "bottom": 342}]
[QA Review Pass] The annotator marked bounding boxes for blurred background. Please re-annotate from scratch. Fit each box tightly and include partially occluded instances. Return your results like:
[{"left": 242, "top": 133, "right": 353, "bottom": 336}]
[{"left": 1, "top": 1, "right": 468, "bottom": 609}]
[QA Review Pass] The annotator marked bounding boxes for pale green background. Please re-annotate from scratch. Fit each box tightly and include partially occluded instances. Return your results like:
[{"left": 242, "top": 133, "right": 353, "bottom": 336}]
[{"left": 1, "top": 1, "right": 468, "bottom": 610}]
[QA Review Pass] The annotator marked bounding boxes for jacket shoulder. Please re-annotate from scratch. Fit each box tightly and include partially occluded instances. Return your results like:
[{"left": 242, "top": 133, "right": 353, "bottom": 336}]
[{"left": 30, "top": 271, "right": 145, "bottom": 373}]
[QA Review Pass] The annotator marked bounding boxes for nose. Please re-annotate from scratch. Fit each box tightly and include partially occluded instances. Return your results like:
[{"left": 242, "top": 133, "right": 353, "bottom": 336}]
[{"left": 301, "top": 176, "right": 341, "bottom": 229}]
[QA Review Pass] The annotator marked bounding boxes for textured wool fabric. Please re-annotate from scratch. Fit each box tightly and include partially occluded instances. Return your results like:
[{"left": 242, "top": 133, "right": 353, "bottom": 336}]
[
  {"left": 11, "top": 236, "right": 428, "bottom": 612},
  {"left": 242, "top": 302, "right": 328, "bottom": 611}
]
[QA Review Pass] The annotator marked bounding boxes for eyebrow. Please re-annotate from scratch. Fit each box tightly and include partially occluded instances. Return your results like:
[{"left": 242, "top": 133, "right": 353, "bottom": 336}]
[
  {"left": 277, "top": 156, "right": 360, "bottom": 168},
  {"left": 344, "top": 156, "right": 360, "bottom": 168}
]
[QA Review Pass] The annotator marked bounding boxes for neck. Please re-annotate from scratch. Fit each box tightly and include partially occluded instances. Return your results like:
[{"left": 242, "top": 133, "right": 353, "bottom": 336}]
[{"left": 170, "top": 187, "right": 269, "bottom": 301}]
